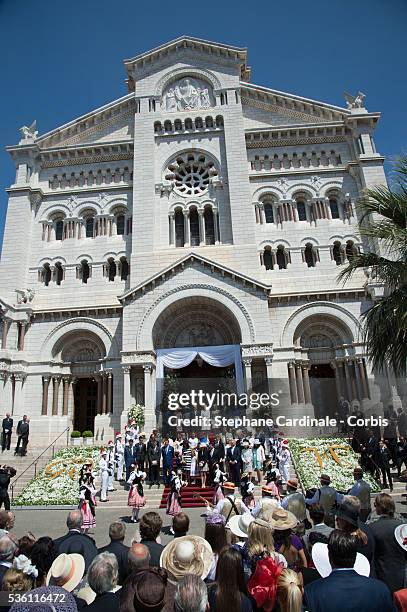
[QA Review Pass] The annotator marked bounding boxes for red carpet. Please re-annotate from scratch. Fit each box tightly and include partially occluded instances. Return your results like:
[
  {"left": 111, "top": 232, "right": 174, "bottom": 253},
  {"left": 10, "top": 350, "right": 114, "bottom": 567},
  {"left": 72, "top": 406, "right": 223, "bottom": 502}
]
[{"left": 159, "top": 485, "right": 214, "bottom": 508}]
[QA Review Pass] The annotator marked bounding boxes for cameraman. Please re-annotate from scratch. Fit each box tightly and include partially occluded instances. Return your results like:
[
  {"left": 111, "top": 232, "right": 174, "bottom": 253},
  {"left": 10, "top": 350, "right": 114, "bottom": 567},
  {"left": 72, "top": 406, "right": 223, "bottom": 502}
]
[{"left": 0, "top": 466, "right": 16, "bottom": 511}]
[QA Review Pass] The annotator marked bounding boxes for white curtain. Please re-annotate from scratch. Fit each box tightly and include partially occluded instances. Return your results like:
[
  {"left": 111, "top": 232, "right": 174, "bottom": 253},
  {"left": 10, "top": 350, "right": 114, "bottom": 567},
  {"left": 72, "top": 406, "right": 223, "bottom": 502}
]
[{"left": 156, "top": 344, "right": 244, "bottom": 404}]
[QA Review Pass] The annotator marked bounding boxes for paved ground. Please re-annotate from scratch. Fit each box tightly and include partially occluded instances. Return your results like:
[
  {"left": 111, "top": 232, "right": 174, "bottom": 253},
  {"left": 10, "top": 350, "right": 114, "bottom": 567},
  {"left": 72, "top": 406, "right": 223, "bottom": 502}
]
[{"left": 12, "top": 506, "right": 206, "bottom": 548}]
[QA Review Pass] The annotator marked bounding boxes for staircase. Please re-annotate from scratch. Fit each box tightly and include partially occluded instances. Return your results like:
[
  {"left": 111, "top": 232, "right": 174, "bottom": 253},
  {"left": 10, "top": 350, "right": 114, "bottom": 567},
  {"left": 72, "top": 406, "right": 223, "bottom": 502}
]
[
  {"left": 8, "top": 449, "right": 51, "bottom": 502},
  {"left": 159, "top": 485, "right": 214, "bottom": 509}
]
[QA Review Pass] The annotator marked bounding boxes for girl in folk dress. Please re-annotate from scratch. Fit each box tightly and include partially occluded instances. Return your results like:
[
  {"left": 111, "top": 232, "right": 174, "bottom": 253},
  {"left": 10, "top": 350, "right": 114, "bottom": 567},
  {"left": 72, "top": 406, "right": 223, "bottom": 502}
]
[
  {"left": 167, "top": 470, "right": 187, "bottom": 517},
  {"left": 212, "top": 463, "right": 227, "bottom": 504},
  {"left": 79, "top": 474, "right": 96, "bottom": 533},
  {"left": 127, "top": 465, "right": 146, "bottom": 523}
]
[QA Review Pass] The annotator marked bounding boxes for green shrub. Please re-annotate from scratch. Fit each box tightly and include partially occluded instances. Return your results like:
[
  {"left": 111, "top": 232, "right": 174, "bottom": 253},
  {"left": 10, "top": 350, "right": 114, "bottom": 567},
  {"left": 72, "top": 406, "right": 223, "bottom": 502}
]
[
  {"left": 82, "top": 431, "right": 94, "bottom": 438},
  {"left": 70, "top": 430, "right": 82, "bottom": 439}
]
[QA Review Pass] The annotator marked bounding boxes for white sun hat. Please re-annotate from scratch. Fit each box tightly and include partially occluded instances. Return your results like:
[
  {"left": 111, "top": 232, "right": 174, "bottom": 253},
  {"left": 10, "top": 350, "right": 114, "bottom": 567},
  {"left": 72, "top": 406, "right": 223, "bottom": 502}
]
[{"left": 312, "top": 542, "right": 370, "bottom": 578}]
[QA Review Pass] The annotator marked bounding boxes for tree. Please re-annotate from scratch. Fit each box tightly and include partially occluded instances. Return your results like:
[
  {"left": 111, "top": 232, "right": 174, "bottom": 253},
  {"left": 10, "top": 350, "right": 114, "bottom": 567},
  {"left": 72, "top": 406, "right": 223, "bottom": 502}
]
[{"left": 338, "top": 157, "right": 407, "bottom": 376}]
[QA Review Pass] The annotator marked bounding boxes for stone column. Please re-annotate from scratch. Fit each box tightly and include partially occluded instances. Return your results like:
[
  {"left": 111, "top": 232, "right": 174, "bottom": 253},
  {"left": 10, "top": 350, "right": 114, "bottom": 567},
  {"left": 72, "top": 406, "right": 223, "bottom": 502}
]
[
  {"left": 143, "top": 365, "right": 152, "bottom": 410},
  {"left": 2, "top": 320, "right": 10, "bottom": 350},
  {"left": 96, "top": 376, "right": 103, "bottom": 414},
  {"left": 343, "top": 360, "right": 353, "bottom": 401},
  {"left": 353, "top": 359, "right": 363, "bottom": 400},
  {"left": 42, "top": 376, "right": 50, "bottom": 415},
  {"left": 13, "top": 373, "right": 26, "bottom": 415},
  {"left": 358, "top": 359, "right": 370, "bottom": 399},
  {"left": 288, "top": 362, "right": 298, "bottom": 404},
  {"left": 62, "top": 376, "right": 70, "bottom": 416},
  {"left": 102, "top": 375, "right": 107, "bottom": 414},
  {"left": 107, "top": 371, "right": 113, "bottom": 413},
  {"left": 264, "top": 357, "right": 273, "bottom": 399},
  {"left": 243, "top": 358, "right": 252, "bottom": 394},
  {"left": 198, "top": 210, "right": 205, "bottom": 246},
  {"left": 183, "top": 210, "right": 190, "bottom": 246},
  {"left": 123, "top": 366, "right": 131, "bottom": 415},
  {"left": 18, "top": 323, "right": 27, "bottom": 351},
  {"left": 295, "top": 363, "right": 305, "bottom": 403},
  {"left": 0, "top": 372, "right": 8, "bottom": 412},
  {"left": 302, "top": 363, "right": 312, "bottom": 404},
  {"left": 213, "top": 209, "right": 220, "bottom": 244},
  {"left": 169, "top": 212, "right": 175, "bottom": 246},
  {"left": 348, "top": 360, "right": 358, "bottom": 401},
  {"left": 52, "top": 376, "right": 61, "bottom": 416},
  {"left": 336, "top": 361, "right": 346, "bottom": 399}
]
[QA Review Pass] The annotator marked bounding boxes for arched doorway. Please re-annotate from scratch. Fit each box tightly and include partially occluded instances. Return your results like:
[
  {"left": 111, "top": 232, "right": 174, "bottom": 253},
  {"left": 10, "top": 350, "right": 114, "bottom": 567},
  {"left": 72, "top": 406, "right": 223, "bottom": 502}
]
[
  {"left": 152, "top": 297, "right": 243, "bottom": 431},
  {"left": 293, "top": 315, "right": 353, "bottom": 418},
  {"left": 52, "top": 331, "right": 107, "bottom": 433}
]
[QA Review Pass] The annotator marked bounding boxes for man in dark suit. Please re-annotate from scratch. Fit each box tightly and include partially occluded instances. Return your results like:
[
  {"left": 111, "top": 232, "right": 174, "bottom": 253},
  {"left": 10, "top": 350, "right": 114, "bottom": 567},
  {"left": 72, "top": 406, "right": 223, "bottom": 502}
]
[
  {"left": 54, "top": 510, "right": 98, "bottom": 571},
  {"left": 226, "top": 438, "right": 241, "bottom": 486},
  {"left": 85, "top": 552, "right": 120, "bottom": 612},
  {"left": 369, "top": 493, "right": 407, "bottom": 593},
  {"left": 15, "top": 415, "right": 29, "bottom": 456},
  {"left": 98, "top": 521, "right": 129, "bottom": 586},
  {"left": 1, "top": 414, "right": 13, "bottom": 452},
  {"left": 135, "top": 434, "right": 147, "bottom": 471},
  {"left": 304, "top": 530, "right": 394, "bottom": 612},
  {"left": 124, "top": 439, "right": 136, "bottom": 482},
  {"left": 161, "top": 437, "right": 174, "bottom": 485}
]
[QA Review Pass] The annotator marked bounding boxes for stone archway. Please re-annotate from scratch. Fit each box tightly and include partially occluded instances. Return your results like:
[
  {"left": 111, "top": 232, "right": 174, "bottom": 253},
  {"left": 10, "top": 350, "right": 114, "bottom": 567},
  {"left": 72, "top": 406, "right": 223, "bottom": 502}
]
[{"left": 152, "top": 296, "right": 242, "bottom": 349}]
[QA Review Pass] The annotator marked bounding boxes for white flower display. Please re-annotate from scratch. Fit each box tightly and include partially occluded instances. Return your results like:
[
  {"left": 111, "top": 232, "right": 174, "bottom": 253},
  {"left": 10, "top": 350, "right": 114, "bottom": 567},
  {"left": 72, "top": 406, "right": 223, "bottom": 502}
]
[
  {"left": 290, "top": 437, "right": 380, "bottom": 493},
  {"left": 15, "top": 447, "right": 102, "bottom": 506}
]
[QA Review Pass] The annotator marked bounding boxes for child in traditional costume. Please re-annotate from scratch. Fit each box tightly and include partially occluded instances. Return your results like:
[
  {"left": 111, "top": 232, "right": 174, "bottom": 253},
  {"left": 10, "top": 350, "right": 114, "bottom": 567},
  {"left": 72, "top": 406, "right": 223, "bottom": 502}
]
[
  {"left": 79, "top": 473, "right": 96, "bottom": 533},
  {"left": 212, "top": 463, "right": 227, "bottom": 504},
  {"left": 127, "top": 465, "right": 146, "bottom": 523},
  {"left": 167, "top": 469, "right": 186, "bottom": 517}
]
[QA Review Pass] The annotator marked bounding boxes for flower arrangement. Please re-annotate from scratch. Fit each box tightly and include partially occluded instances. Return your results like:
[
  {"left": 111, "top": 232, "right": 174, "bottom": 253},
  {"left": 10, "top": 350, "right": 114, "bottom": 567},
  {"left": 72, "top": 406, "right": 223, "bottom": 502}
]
[
  {"left": 128, "top": 404, "right": 145, "bottom": 427},
  {"left": 290, "top": 437, "right": 380, "bottom": 493},
  {"left": 14, "top": 446, "right": 101, "bottom": 506}
]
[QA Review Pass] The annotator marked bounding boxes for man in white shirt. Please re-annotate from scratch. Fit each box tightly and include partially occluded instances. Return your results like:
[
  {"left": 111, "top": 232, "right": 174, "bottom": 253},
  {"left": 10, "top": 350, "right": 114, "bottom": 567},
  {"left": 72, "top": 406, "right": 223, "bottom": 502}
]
[
  {"left": 115, "top": 434, "right": 125, "bottom": 482},
  {"left": 99, "top": 450, "right": 109, "bottom": 502}
]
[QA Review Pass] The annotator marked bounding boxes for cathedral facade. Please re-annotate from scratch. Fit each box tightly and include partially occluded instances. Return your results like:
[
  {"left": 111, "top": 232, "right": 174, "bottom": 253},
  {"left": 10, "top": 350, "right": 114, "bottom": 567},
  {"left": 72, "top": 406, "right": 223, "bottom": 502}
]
[{"left": 0, "top": 37, "right": 401, "bottom": 445}]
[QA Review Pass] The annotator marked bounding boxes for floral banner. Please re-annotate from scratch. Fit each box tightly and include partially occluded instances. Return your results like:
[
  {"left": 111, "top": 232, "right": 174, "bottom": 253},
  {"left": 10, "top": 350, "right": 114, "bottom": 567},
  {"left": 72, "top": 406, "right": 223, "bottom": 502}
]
[
  {"left": 14, "top": 447, "right": 102, "bottom": 506},
  {"left": 290, "top": 437, "right": 380, "bottom": 493}
]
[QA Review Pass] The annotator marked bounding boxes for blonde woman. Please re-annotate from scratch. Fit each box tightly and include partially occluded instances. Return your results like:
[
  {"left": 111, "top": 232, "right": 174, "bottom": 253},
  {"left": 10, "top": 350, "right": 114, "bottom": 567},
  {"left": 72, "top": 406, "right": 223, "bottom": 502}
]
[
  {"left": 241, "top": 518, "right": 287, "bottom": 580},
  {"left": 277, "top": 568, "right": 304, "bottom": 612}
]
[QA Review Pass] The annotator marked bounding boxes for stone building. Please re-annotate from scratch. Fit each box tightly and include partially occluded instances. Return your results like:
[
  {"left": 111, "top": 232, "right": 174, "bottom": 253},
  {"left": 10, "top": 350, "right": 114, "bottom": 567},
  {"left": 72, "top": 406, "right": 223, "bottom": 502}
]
[{"left": 0, "top": 37, "right": 402, "bottom": 445}]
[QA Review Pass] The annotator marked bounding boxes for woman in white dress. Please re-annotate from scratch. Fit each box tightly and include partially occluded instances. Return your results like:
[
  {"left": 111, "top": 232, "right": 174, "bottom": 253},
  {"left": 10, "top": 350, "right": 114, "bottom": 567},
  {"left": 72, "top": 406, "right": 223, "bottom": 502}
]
[{"left": 241, "top": 439, "right": 253, "bottom": 481}]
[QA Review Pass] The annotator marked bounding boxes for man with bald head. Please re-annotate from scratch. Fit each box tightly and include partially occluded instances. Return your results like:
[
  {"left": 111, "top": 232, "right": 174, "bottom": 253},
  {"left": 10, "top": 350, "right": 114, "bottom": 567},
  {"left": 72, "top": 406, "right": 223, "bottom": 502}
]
[
  {"left": 128, "top": 542, "right": 151, "bottom": 573},
  {"left": 54, "top": 509, "right": 98, "bottom": 570}
]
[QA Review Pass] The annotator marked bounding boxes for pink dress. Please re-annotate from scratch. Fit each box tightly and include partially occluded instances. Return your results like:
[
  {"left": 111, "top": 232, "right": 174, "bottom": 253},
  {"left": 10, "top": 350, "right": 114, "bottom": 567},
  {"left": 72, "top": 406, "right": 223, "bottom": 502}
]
[
  {"left": 167, "top": 475, "right": 183, "bottom": 516},
  {"left": 127, "top": 472, "right": 146, "bottom": 508}
]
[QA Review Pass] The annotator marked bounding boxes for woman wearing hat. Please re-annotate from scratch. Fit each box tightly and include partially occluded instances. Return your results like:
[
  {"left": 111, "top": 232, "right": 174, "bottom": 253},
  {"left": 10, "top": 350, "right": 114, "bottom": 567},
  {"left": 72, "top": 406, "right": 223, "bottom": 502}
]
[
  {"left": 335, "top": 496, "right": 374, "bottom": 566},
  {"left": 272, "top": 509, "right": 307, "bottom": 573},
  {"left": 127, "top": 464, "right": 147, "bottom": 523},
  {"left": 252, "top": 440, "right": 265, "bottom": 485},
  {"left": 241, "top": 518, "right": 287, "bottom": 581},
  {"left": 241, "top": 440, "right": 253, "bottom": 482},
  {"left": 79, "top": 472, "right": 97, "bottom": 532},
  {"left": 160, "top": 535, "right": 213, "bottom": 584},
  {"left": 119, "top": 567, "right": 168, "bottom": 612}
]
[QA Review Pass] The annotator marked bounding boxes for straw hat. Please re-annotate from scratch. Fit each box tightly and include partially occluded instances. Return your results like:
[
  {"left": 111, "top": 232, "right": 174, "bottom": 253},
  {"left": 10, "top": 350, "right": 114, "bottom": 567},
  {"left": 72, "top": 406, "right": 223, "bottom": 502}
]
[
  {"left": 160, "top": 535, "right": 213, "bottom": 582},
  {"left": 320, "top": 474, "right": 331, "bottom": 484},
  {"left": 394, "top": 524, "right": 407, "bottom": 552},
  {"left": 312, "top": 542, "right": 370, "bottom": 578},
  {"left": 223, "top": 481, "right": 235, "bottom": 491},
  {"left": 46, "top": 553, "right": 85, "bottom": 592},
  {"left": 286, "top": 478, "right": 298, "bottom": 490},
  {"left": 272, "top": 508, "right": 298, "bottom": 530},
  {"left": 228, "top": 512, "right": 254, "bottom": 538}
]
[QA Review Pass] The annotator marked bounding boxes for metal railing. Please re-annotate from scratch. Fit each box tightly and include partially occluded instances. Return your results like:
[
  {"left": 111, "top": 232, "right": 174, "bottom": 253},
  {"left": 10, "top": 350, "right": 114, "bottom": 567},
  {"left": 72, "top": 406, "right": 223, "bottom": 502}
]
[{"left": 10, "top": 427, "right": 70, "bottom": 503}]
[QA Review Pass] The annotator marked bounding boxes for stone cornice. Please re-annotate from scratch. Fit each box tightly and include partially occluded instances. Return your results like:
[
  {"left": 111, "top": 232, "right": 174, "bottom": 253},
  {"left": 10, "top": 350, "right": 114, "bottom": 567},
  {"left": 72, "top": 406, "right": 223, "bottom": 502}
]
[
  {"left": 268, "top": 288, "right": 366, "bottom": 304},
  {"left": 245, "top": 125, "right": 348, "bottom": 149}
]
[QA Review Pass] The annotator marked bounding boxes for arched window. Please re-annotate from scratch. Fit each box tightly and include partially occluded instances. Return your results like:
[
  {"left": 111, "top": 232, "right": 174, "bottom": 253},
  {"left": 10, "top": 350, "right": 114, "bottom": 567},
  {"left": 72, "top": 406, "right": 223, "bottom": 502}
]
[
  {"left": 205, "top": 116, "right": 214, "bottom": 128},
  {"left": 332, "top": 241, "right": 343, "bottom": 265},
  {"left": 195, "top": 117, "right": 203, "bottom": 129},
  {"left": 304, "top": 243, "right": 317, "bottom": 268},
  {"left": 276, "top": 245, "right": 288, "bottom": 269},
  {"left": 346, "top": 240, "right": 358, "bottom": 261},
  {"left": 154, "top": 121, "right": 162, "bottom": 133},
  {"left": 164, "top": 120, "right": 172, "bottom": 132},
  {"left": 204, "top": 207, "right": 215, "bottom": 245},
  {"left": 175, "top": 209, "right": 185, "bottom": 248},
  {"left": 116, "top": 214, "right": 125, "bottom": 235},
  {"left": 174, "top": 119, "right": 182, "bottom": 131},
  {"left": 54, "top": 262, "right": 64, "bottom": 285},
  {"left": 185, "top": 118, "right": 193, "bottom": 130},
  {"left": 107, "top": 258, "right": 116, "bottom": 282},
  {"left": 120, "top": 257, "right": 129, "bottom": 281},
  {"left": 329, "top": 198, "right": 340, "bottom": 219},
  {"left": 297, "top": 201, "right": 307, "bottom": 221},
  {"left": 264, "top": 203, "right": 274, "bottom": 223},
  {"left": 81, "top": 260, "right": 90, "bottom": 284},
  {"left": 215, "top": 115, "right": 224, "bottom": 127},
  {"left": 263, "top": 247, "right": 273, "bottom": 270},
  {"left": 43, "top": 263, "right": 51, "bottom": 286},
  {"left": 85, "top": 216, "right": 94, "bottom": 238},
  {"left": 189, "top": 208, "right": 200, "bottom": 247},
  {"left": 55, "top": 220, "right": 64, "bottom": 241}
]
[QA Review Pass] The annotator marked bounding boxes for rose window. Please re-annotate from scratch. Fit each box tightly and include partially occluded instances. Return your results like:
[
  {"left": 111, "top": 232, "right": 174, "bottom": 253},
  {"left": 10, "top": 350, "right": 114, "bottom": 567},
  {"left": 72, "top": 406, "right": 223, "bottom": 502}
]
[{"left": 167, "top": 153, "right": 215, "bottom": 197}]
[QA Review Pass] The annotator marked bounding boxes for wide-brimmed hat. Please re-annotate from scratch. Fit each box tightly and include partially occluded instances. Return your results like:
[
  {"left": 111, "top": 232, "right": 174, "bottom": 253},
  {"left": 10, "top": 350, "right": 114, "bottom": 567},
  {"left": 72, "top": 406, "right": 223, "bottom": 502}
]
[
  {"left": 320, "top": 474, "right": 331, "bottom": 484},
  {"left": 335, "top": 501, "right": 359, "bottom": 527},
  {"left": 46, "top": 553, "right": 85, "bottom": 592},
  {"left": 10, "top": 586, "right": 77, "bottom": 612},
  {"left": 223, "top": 481, "right": 235, "bottom": 491},
  {"left": 312, "top": 542, "right": 370, "bottom": 578},
  {"left": 272, "top": 508, "right": 298, "bottom": 530},
  {"left": 353, "top": 467, "right": 363, "bottom": 475},
  {"left": 395, "top": 524, "right": 407, "bottom": 552},
  {"left": 160, "top": 535, "right": 213, "bottom": 582},
  {"left": 287, "top": 478, "right": 298, "bottom": 490},
  {"left": 254, "top": 439, "right": 261, "bottom": 445},
  {"left": 133, "top": 568, "right": 168, "bottom": 612},
  {"left": 262, "top": 483, "right": 277, "bottom": 495},
  {"left": 228, "top": 512, "right": 254, "bottom": 538}
]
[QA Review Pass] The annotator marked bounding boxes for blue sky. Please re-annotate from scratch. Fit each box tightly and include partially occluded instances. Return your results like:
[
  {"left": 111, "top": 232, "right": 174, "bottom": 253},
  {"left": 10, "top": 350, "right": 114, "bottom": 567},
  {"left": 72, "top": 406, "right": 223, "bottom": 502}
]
[{"left": 0, "top": 0, "right": 406, "bottom": 248}]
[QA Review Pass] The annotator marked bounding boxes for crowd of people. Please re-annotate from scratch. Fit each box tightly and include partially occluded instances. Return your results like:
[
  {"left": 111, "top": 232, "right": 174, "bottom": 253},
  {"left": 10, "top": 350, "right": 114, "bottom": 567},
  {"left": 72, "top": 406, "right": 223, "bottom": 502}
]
[{"left": 0, "top": 414, "right": 406, "bottom": 611}]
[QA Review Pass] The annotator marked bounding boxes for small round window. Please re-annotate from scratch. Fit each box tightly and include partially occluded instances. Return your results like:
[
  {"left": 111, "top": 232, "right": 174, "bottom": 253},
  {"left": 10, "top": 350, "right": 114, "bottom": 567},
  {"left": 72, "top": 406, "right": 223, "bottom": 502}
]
[{"left": 168, "top": 152, "right": 213, "bottom": 197}]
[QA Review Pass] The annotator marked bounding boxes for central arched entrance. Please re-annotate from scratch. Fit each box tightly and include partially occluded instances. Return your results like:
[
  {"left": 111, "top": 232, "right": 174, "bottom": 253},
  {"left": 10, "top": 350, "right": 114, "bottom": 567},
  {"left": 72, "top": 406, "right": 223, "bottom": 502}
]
[{"left": 152, "top": 297, "right": 243, "bottom": 431}]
